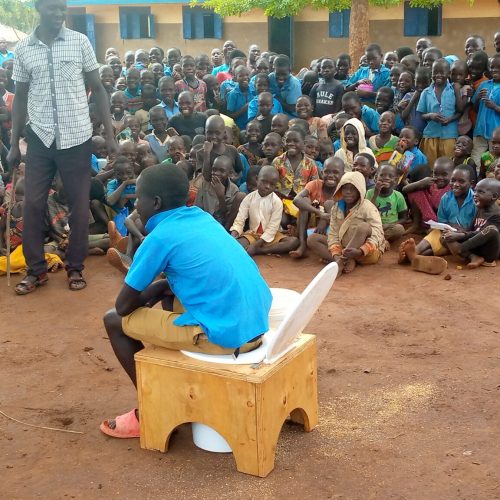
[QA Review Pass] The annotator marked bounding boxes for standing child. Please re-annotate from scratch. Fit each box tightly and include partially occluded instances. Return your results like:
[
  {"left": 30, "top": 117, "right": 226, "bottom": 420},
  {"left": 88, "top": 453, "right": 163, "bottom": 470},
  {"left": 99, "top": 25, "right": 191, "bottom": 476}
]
[
  {"left": 247, "top": 74, "right": 282, "bottom": 121},
  {"left": 124, "top": 68, "right": 142, "bottom": 115},
  {"left": 158, "top": 76, "right": 180, "bottom": 119},
  {"left": 252, "top": 91, "right": 276, "bottom": 137},
  {"left": 230, "top": 166, "right": 299, "bottom": 256},
  {"left": 295, "top": 96, "right": 328, "bottom": 140},
  {"left": 145, "top": 106, "right": 170, "bottom": 163},
  {"left": 168, "top": 91, "right": 207, "bottom": 139},
  {"left": 309, "top": 58, "right": 344, "bottom": 117},
  {"left": 367, "top": 163, "right": 408, "bottom": 243},
  {"left": 334, "top": 54, "right": 351, "bottom": 84},
  {"left": 452, "top": 135, "right": 477, "bottom": 173},
  {"left": 292, "top": 156, "right": 345, "bottom": 258},
  {"left": 110, "top": 91, "right": 130, "bottom": 134},
  {"left": 271, "top": 113, "right": 290, "bottom": 138},
  {"left": 175, "top": 55, "right": 208, "bottom": 112},
  {"left": 400, "top": 67, "right": 431, "bottom": 133},
  {"left": 417, "top": 59, "right": 463, "bottom": 167},
  {"left": 134, "top": 84, "right": 159, "bottom": 134}
]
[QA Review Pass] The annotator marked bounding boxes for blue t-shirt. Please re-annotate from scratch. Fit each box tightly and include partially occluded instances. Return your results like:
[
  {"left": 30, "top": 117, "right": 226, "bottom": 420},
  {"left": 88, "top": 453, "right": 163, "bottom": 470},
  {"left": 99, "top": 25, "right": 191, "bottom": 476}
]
[
  {"left": 247, "top": 95, "right": 283, "bottom": 120},
  {"left": 268, "top": 73, "right": 302, "bottom": 117},
  {"left": 212, "top": 63, "right": 229, "bottom": 76},
  {"left": 437, "top": 188, "right": 476, "bottom": 230},
  {"left": 125, "top": 207, "right": 272, "bottom": 348},
  {"left": 226, "top": 85, "right": 255, "bottom": 130},
  {"left": 417, "top": 82, "right": 458, "bottom": 139},
  {"left": 106, "top": 178, "right": 136, "bottom": 211},
  {"left": 361, "top": 105, "right": 380, "bottom": 134},
  {"left": 160, "top": 100, "right": 179, "bottom": 120},
  {"left": 345, "top": 65, "right": 391, "bottom": 103},
  {"left": 472, "top": 80, "right": 500, "bottom": 140}
]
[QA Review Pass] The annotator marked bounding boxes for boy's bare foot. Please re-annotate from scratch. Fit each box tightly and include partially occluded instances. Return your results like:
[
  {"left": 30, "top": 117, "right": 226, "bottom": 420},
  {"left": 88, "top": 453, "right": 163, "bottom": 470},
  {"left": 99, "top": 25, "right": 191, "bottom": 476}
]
[
  {"left": 116, "top": 236, "right": 129, "bottom": 254},
  {"left": 399, "top": 238, "right": 416, "bottom": 264},
  {"left": 411, "top": 255, "right": 448, "bottom": 275},
  {"left": 466, "top": 254, "right": 485, "bottom": 269},
  {"left": 286, "top": 225, "right": 297, "bottom": 237},
  {"left": 289, "top": 244, "right": 306, "bottom": 259},
  {"left": 88, "top": 247, "right": 106, "bottom": 256},
  {"left": 107, "top": 221, "right": 124, "bottom": 249},
  {"left": 342, "top": 258, "right": 357, "bottom": 274}
]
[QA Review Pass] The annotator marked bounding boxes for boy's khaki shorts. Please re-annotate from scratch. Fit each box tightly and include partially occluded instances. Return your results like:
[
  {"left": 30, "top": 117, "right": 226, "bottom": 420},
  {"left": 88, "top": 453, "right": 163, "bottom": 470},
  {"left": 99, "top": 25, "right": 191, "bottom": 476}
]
[
  {"left": 356, "top": 249, "right": 382, "bottom": 265},
  {"left": 122, "top": 299, "right": 262, "bottom": 355},
  {"left": 241, "top": 231, "right": 286, "bottom": 246}
]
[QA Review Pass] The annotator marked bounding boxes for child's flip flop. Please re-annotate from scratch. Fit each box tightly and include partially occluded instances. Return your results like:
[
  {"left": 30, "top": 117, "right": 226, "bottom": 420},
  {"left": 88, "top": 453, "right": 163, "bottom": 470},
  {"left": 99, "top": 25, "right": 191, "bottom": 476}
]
[{"left": 100, "top": 408, "right": 140, "bottom": 438}]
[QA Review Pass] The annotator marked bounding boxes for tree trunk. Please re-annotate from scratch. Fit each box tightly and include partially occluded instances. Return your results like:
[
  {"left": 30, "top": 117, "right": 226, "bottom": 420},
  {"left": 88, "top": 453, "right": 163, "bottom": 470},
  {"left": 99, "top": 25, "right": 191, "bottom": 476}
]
[{"left": 349, "top": 0, "right": 370, "bottom": 70}]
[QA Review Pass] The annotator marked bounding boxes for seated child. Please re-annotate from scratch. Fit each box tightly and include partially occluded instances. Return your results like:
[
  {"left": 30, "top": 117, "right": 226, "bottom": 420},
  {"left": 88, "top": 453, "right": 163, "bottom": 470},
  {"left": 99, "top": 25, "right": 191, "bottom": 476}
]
[
  {"left": 251, "top": 91, "right": 275, "bottom": 137},
  {"left": 162, "top": 136, "right": 186, "bottom": 165},
  {"left": 352, "top": 152, "right": 376, "bottom": 189},
  {"left": 226, "top": 65, "right": 254, "bottom": 130},
  {"left": 292, "top": 156, "right": 345, "bottom": 258},
  {"left": 304, "top": 135, "right": 321, "bottom": 167},
  {"left": 403, "top": 157, "right": 453, "bottom": 233},
  {"left": 319, "top": 139, "right": 334, "bottom": 165},
  {"left": 116, "top": 115, "right": 149, "bottom": 146},
  {"left": 452, "top": 135, "right": 477, "bottom": 177},
  {"left": 308, "top": 171, "right": 385, "bottom": 274},
  {"left": 399, "top": 164, "right": 476, "bottom": 273},
  {"left": 400, "top": 67, "right": 430, "bottom": 133},
  {"left": 134, "top": 83, "right": 159, "bottom": 133},
  {"left": 230, "top": 166, "right": 299, "bottom": 256},
  {"left": 106, "top": 156, "right": 137, "bottom": 235},
  {"left": 203, "top": 74, "right": 222, "bottom": 110},
  {"left": 258, "top": 132, "right": 283, "bottom": 166},
  {"left": 368, "top": 111, "right": 399, "bottom": 162},
  {"left": 479, "top": 127, "right": 500, "bottom": 180},
  {"left": 145, "top": 106, "right": 170, "bottom": 163},
  {"left": 271, "top": 113, "right": 290, "bottom": 138},
  {"left": 239, "top": 165, "right": 261, "bottom": 193},
  {"left": 295, "top": 96, "right": 328, "bottom": 140},
  {"left": 194, "top": 154, "right": 244, "bottom": 230},
  {"left": 100, "top": 165, "right": 272, "bottom": 437},
  {"left": 248, "top": 74, "right": 282, "bottom": 122},
  {"left": 118, "top": 140, "right": 142, "bottom": 176},
  {"left": 237, "top": 120, "right": 264, "bottom": 166},
  {"left": 443, "top": 178, "right": 500, "bottom": 268},
  {"left": 334, "top": 117, "right": 377, "bottom": 172},
  {"left": 46, "top": 175, "right": 109, "bottom": 261},
  {"left": 273, "top": 128, "right": 319, "bottom": 227},
  {"left": 0, "top": 177, "right": 24, "bottom": 254},
  {"left": 158, "top": 76, "right": 179, "bottom": 119},
  {"left": 168, "top": 91, "right": 207, "bottom": 139},
  {"left": 174, "top": 55, "right": 208, "bottom": 112},
  {"left": 334, "top": 53, "right": 351, "bottom": 84},
  {"left": 367, "top": 163, "right": 408, "bottom": 243},
  {"left": 341, "top": 91, "right": 379, "bottom": 135}
]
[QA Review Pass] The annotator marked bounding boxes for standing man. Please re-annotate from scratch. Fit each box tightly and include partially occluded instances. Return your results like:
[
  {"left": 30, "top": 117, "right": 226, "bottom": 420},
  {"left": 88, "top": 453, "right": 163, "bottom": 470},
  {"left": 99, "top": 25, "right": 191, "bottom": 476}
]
[
  {"left": 247, "top": 44, "right": 261, "bottom": 73},
  {"left": 7, "top": 0, "right": 117, "bottom": 294},
  {"left": 0, "top": 38, "right": 15, "bottom": 66}
]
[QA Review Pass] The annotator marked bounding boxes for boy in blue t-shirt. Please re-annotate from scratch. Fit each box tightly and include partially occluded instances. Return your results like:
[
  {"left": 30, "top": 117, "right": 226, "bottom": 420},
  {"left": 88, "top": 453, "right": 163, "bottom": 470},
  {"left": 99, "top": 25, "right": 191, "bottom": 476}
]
[
  {"left": 226, "top": 66, "right": 255, "bottom": 130},
  {"left": 100, "top": 165, "right": 272, "bottom": 438}
]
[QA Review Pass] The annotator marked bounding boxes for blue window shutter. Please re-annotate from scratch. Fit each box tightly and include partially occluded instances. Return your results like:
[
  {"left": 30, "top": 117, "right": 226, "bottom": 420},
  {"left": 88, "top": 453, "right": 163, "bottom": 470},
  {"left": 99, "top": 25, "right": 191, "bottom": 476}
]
[
  {"left": 119, "top": 9, "right": 128, "bottom": 39},
  {"left": 342, "top": 9, "right": 350, "bottom": 36},
  {"left": 131, "top": 13, "right": 140, "bottom": 39},
  {"left": 329, "top": 9, "right": 349, "bottom": 38},
  {"left": 182, "top": 6, "right": 192, "bottom": 39},
  {"left": 193, "top": 8, "right": 204, "bottom": 38},
  {"left": 435, "top": 5, "right": 442, "bottom": 36},
  {"left": 214, "top": 13, "right": 222, "bottom": 39},
  {"left": 85, "top": 14, "right": 96, "bottom": 51},
  {"left": 404, "top": 3, "right": 428, "bottom": 36},
  {"left": 148, "top": 14, "right": 155, "bottom": 39}
]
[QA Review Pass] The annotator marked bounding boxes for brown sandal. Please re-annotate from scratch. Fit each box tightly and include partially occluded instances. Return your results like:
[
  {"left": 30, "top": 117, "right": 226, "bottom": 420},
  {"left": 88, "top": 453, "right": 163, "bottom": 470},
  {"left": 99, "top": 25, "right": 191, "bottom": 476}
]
[{"left": 15, "top": 274, "right": 49, "bottom": 296}]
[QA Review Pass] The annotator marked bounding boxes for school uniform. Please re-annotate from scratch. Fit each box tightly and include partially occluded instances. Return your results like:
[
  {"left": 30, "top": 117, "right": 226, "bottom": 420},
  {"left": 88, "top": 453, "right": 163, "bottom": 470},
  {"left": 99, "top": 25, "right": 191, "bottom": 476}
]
[
  {"left": 268, "top": 73, "right": 302, "bottom": 117},
  {"left": 226, "top": 84, "right": 256, "bottom": 130},
  {"left": 247, "top": 95, "right": 283, "bottom": 120},
  {"left": 345, "top": 65, "right": 391, "bottom": 104}
]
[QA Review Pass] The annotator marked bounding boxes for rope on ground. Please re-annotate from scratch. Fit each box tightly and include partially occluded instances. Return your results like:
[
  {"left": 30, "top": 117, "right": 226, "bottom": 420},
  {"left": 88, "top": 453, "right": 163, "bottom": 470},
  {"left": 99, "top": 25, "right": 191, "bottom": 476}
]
[{"left": 0, "top": 409, "right": 84, "bottom": 434}]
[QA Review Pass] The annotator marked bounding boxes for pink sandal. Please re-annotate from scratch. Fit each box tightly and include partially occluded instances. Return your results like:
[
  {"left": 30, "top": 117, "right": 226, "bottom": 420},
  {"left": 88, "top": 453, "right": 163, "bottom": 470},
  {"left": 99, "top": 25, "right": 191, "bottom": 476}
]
[{"left": 100, "top": 408, "right": 140, "bottom": 438}]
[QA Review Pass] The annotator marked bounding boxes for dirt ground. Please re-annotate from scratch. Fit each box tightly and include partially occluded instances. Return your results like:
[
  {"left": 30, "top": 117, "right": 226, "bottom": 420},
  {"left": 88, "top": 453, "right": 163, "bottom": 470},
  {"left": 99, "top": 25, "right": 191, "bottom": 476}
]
[{"left": 1, "top": 248, "right": 500, "bottom": 499}]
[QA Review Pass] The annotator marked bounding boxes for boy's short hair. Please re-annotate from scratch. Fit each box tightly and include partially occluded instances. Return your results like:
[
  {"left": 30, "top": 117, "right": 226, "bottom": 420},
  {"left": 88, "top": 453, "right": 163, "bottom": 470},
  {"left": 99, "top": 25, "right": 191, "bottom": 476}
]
[
  {"left": 424, "top": 47, "right": 443, "bottom": 59},
  {"left": 395, "top": 46, "right": 414, "bottom": 60},
  {"left": 337, "top": 53, "right": 351, "bottom": 63},
  {"left": 229, "top": 50, "right": 247, "bottom": 62},
  {"left": 255, "top": 73, "right": 270, "bottom": 84},
  {"left": 158, "top": 76, "right": 174, "bottom": 87},
  {"left": 205, "top": 109, "right": 220, "bottom": 117},
  {"left": 139, "top": 164, "right": 189, "bottom": 210},
  {"left": 402, "top": 125, "right": 422, "bottom": 142},
  {"left": 192, "top": 134, "right": 206, "bottom": 147},
  {"left": 378, "top": 162, "right": 397, "bottom": 174},
  {"left": 286, "top": 126, "right": 306, "bottom": 140},
  {"left": 113, "top": 156, "right": 131, "bottom": 171},
  {"left": 357, "top": 152, "right": 376, "bottom": 170},
  {"left": 377, "top": 86, "right": 394, "bottom": 97},
  {"left": 342, "top": 91, "right": 360, "bottom": 103},
  {"left": 180, "top": 55, "right": 195, "bottom": 65},
  {"left": 247, "top": 165, "right": 262, "bottom": 179},
  {"left": 149, "top": 105, "right": 167, "bottom": 118},
  {"left": 141, "top": 83, "right": 157, "bottom": 96},
  {"left": 453, "top": 163, "right": 474, "bottom": 180},
  {"left": 415, "top": 66, "right": 431, "bottom": 79},
  {"left": 366, "top": 43, "right": 382, "bottom": 55},
  {"left": 273, "top": 55, "right": 290, "bottom": 69},
  {"left": 469, "top": 50, "right": 490, "bottom": 68},
  {"left": 433, "top": 58, "right": 450, "bottom": 71}
]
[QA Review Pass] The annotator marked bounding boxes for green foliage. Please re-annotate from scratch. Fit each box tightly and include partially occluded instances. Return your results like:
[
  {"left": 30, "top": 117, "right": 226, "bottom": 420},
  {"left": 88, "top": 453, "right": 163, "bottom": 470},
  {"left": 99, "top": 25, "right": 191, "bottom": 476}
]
[
  {"left": 191, "top": 0, "right": 462, "bottom": 17},
  {"left": 0, "top": 0, "right": 37, "bottom": 34}
]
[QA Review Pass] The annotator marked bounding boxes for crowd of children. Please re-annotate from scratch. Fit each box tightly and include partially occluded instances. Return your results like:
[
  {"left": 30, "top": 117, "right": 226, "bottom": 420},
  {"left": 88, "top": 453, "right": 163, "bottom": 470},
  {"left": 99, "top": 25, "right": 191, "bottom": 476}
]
[{"left": 1, "top": 32, "right": 500, "bottom": 280}]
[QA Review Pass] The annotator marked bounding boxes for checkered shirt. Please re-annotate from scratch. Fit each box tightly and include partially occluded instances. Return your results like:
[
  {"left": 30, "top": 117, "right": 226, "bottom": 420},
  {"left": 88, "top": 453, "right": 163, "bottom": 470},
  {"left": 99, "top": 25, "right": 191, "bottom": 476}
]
[{"left": 12, "top": 27, "right": 99, "bottom": 150}]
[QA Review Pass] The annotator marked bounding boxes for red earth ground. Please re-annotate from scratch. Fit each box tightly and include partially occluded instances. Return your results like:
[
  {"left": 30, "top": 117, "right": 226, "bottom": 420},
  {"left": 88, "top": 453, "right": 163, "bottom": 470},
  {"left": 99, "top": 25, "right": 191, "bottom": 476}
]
[{"left": 1, "top": 249, "right": 500, "bottom": 499}]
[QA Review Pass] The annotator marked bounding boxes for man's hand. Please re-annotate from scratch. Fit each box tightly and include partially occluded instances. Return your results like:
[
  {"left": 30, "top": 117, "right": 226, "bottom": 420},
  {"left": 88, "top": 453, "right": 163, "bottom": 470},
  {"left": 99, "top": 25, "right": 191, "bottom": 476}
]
[
  {"left": 6, "top": 143, "right": 21, "bottom": 170},
  {"left": 144, "top": 279, "right": 173, "bottom": 307},
  {"left": 342, "top": 247, "right": 363, "bottom": 259},
  {"left": 106, "top": 137, "right": 119, "bottom": 158}
]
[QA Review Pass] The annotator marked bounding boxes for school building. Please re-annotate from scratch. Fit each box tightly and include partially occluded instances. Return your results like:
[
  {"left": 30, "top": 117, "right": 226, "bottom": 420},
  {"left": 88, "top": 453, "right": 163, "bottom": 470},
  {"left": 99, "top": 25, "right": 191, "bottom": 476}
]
[{"left": 66, "top": 0, "right": 500, "bottom": 68}]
